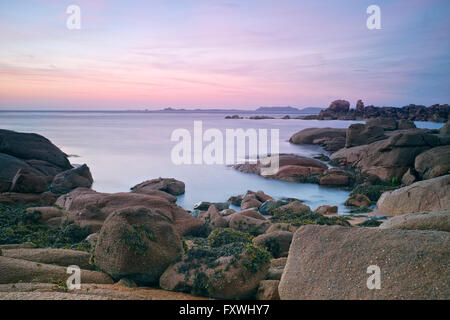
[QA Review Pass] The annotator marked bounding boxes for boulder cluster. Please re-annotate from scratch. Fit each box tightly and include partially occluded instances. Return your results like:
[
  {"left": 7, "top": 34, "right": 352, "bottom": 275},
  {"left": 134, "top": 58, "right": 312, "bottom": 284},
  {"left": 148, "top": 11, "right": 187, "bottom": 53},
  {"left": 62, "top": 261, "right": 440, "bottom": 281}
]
[
  {"left": 287, "top": 118, "right": 450, "bottom": 185},
  {"left": 309, "top": 100, "right": 449, "bottom": 122},
  {"left": 1, "top": 125, "right": 449, "bottom": 300},
  {"left": 331, "top": 122, "right": 450, "bottom": 182},
  {"left": 234, "top": 154, "right": 353, "bottom": 187}
]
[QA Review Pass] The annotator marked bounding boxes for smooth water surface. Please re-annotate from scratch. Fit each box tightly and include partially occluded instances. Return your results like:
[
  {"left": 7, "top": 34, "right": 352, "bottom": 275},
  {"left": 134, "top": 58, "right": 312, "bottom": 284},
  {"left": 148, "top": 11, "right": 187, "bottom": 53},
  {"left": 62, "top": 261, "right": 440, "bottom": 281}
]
[{"left": 0, "top": 112, "right": 443, "bottom": 213}]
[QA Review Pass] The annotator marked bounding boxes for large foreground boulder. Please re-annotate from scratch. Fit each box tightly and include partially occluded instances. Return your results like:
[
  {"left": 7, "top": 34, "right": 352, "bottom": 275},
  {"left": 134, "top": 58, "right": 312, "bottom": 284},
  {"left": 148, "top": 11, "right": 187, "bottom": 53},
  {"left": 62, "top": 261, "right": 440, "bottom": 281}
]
[
  {"left": 160, "top": 252, "right": 270, "bottom": 299},
  {"left": 159, "top": 229, "right": 271, "bottom": 299},
  {"left": 55, "top": 188, "right": 202, "bottom": 235},
  {"left": 376, "top": 175, "right": 450, "bottom": 215},
  {"left": 379, "top": 210, "right": 450, "bottom": 232},
  {"left": 279, "top": 225, "right": 450, "bottom": 299},
  {"left": 94, "top": 206, "right": 183, "bottom": 285}
]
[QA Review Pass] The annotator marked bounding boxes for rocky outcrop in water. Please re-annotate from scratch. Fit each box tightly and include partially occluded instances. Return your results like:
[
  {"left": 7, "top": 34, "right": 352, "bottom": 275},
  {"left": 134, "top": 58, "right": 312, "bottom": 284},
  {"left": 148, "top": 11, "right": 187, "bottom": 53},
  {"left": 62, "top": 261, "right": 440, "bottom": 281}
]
[
  {"left": 303, "top": 101, "right": 449, "bottom": 122},
  {"left": 331, "top": 128, "right": 448, "bottom": 181},
  {"left": 131, "top": 178, "right": 185, "bottom": 196},
  {"left": 289, "top": 128, "right": 347, "bottom": 151},
  {"left": 233, "top": 154, "right": 333, "bottom": 184},
  {"left": 328, "top": 100, "right": 350, "bottom": 113}
]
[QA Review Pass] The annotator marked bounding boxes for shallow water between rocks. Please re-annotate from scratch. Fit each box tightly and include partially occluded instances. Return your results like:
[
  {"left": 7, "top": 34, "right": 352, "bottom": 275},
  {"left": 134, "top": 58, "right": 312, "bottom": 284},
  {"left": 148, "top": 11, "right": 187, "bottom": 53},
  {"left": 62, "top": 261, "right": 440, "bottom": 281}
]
[{"left": 0, "top": 111, "right": 443, "bottom": 214}]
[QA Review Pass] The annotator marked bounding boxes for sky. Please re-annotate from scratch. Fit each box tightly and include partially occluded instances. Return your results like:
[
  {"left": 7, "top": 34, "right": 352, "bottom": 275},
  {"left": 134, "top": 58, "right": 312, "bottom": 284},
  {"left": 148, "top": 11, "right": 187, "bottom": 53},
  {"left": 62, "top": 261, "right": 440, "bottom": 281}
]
[{"left": 0, "top": 0, "right": 449, "bottom": 110}]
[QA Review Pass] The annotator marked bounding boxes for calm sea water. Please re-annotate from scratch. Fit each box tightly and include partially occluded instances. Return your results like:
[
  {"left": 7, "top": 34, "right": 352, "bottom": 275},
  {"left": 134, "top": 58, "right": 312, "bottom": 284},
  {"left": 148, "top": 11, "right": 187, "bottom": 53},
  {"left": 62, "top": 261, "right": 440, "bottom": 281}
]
[{"left": 0, "top": 112, "right": 443, "bottom": 213}]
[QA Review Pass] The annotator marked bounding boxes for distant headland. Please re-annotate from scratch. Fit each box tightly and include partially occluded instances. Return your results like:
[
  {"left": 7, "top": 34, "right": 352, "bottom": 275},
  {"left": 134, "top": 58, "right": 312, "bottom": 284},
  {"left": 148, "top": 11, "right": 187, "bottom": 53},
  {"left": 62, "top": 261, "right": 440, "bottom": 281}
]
[{"left": 222, "top": 100, "right": 449, "bottom": 122}]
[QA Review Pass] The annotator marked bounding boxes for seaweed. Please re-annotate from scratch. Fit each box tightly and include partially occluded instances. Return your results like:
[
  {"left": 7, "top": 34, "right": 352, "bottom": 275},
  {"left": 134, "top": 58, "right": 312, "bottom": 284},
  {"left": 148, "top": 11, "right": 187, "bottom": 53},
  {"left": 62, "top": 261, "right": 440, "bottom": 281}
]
[
  {"left": 242, "top": 244, "right": 271, "bottom": 273},
  {"left": 357, "top": 219, "right": 383, "bottom": 227},
  {"left": 270, "top": 209, "right": 351, "bottom": 227},
  {"left": 260, "top": 237, "right": 281, "bottom": 258},
  {"left": 0, "top": 204, "right": 91, "bottom": 251},
  {"left": 177, "top": 228, "right": 268, "bottom": 278},
  {"left": 119, "top": 225, "right": 156, "bottom": 255},
  {"left": 350, "top": 184, "right": 397, "bottom": 202},
  {"left": 191, "top": 272, "right": 212, "bottom": 297},
  {"left": 207, "top": 228, "right": 253, "bottom": 247}
]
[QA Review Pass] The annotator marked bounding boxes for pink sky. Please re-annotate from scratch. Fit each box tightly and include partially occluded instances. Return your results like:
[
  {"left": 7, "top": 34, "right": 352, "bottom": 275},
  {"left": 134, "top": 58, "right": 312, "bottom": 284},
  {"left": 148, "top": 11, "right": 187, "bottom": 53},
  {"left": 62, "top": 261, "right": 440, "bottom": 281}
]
[{"left": 0, "top": 0, "right": 449, "bottom": 110}]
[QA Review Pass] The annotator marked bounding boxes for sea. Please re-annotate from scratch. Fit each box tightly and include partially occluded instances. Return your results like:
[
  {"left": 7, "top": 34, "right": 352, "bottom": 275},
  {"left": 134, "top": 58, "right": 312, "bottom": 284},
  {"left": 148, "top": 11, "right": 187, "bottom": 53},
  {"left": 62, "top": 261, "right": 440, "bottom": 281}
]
[{"left": 0, "top": 111, "right": 443, "bottom": 213}]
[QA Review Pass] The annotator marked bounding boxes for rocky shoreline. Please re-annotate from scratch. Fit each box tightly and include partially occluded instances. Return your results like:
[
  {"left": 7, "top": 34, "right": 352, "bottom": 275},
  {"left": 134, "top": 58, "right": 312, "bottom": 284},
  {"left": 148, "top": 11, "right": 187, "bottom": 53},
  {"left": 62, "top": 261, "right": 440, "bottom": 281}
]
[
  {"left": 1, "top": 123, "right": 449, "bottom": 300},
  {"left": 225, "top": 100, "right": 450, "bottom": 123}
]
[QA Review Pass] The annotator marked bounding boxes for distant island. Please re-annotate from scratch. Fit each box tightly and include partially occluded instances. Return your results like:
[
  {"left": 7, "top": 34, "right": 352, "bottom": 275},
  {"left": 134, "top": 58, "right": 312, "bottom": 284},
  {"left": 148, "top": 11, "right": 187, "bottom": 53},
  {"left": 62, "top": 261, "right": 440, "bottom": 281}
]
[
  {"left": 255, "top": 106, "right": 324, "bottom": 114},
  {"left": 155, "top": 106, "right": 325, "bottom": 115},
  {"left": 0, "top": 106, "right": 324, "bottom": 114}
]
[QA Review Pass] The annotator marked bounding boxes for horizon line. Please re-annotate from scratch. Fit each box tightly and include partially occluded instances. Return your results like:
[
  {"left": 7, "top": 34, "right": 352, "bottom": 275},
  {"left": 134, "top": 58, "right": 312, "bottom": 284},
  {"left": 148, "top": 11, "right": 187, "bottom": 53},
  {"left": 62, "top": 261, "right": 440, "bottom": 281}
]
[{"left": 0, "top": 103, "right": 448, "bottom": 113}]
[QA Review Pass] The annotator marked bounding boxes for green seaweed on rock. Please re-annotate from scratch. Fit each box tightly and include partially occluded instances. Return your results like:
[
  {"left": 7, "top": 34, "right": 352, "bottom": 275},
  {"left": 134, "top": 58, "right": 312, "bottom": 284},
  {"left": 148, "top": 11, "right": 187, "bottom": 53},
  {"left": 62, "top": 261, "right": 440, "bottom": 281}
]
[
  {"left": 119, "top": 225, "right": 156, "bottom": 255},
  {"left": 357, "top": 219, "right": 383, "bottom": 227},
  {"left": 270, "top": 209, "right": 351, "bottom": 227},
  {"left": 350, "top": 184, "right": 397, "bottom": 202},
  {"left": 178, "top": 228, "right": 270, "bottom": 278},
  {"left": 0, "top": 204, "right": 91, "bottom": 251},
  {"left": 242, "top": 243, "right": 271, "bottom": 273},
  {"left": 207, "top": 228, "right": 253, "bottom": 247}
]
